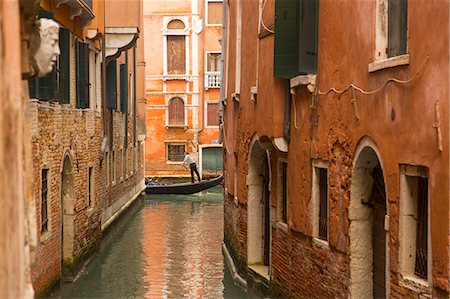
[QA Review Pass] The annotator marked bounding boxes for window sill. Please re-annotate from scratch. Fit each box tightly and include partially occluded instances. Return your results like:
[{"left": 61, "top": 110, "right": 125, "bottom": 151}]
[
  {"left": 205, "top": 125, "right": 219, "bottom": 129},
  {"left": 87, "top": 207, "right": 95, "bottom": 217},
  {"left": 312, "top": 237, "right": 330, "bottom": 250},
  {"left": 231, "top": 92, "right": 240, "bottom": 102},
  {"left": 248, "top": 265, "right": 270, "bottom": 282},
  {"left": 399, "top": 275, "right": 431, "bottom": 295},
  {"left": 40, "top": 231, "right": 52, "bottom": 245},
  {"left": 206, "top": 23, "right": 222, "bottom": 27},
  {"left": 368, "top": 54, "right": 410, "bottom": 73},
  {"left": 166, "top": 161, "right": 183, "bottom": 165},
  {"left": 290, "top": 74, "right": 317, "bottom": 89},
  {"left": 166, "top": 125, "right": 187, "bottom": 129},
  {"left": 276, "top": 221, "right": 288, "bottom": 233}
]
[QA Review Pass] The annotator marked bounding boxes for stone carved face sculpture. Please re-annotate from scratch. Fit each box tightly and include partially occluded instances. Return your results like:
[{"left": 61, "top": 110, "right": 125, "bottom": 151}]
[{"left": 34, "top": 19, "right": 60, "bottom": 77}]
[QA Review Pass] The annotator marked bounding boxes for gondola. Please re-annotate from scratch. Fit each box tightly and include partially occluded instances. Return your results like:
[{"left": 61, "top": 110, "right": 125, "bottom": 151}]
[{"left": 145, "top": 174, "right": 223, "bottom": 195}]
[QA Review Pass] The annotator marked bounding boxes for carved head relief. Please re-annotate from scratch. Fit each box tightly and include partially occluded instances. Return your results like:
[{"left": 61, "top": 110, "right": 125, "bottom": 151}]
[{"left": 35, "top": 18, "right": 60, "bottom": 77}]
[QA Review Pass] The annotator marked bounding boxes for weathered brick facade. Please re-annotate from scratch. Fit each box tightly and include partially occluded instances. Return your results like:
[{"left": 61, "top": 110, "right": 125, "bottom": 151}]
[{"left": 222, "top": 0, "right": 449, "bottom": 298}]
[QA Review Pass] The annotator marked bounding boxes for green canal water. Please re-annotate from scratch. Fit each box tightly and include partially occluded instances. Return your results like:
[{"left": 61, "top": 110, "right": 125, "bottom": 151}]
[{"left": 52, "top": 186, "right": 255, "bottom": 299}]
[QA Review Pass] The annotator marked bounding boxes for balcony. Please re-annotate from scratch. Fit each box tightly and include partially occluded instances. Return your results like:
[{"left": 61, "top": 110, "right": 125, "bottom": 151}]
[{"left": 204, "top": 72, "right": 221, "bottom": 89}]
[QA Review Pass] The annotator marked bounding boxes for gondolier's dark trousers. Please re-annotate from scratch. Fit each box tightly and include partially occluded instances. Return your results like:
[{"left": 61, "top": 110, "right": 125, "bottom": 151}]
[{"left": 189, "top": 163, "right": 201, "bottom": 183}]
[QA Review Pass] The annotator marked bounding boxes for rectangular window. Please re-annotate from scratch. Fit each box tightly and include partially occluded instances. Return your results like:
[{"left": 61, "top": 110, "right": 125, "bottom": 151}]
[
  {"left": 318, "top": 168, "right": 328, "bottom": 240},
  {"left": 281, "top": 162, "right": 288, "bottom": 223},
  {"left": 388, "top": 0, "right": 408, "bottom": 57},
  {"left": 167, "top": 144, "right": 185, "bottom": 162},
  {"left": 111, "top": 150, "right": 116, "bottom": 183},
  {"left": 274, "top": 0, "right": 319, "bottom": 78},
  {"left": 312, "top": 162, "right": 328, "bottom": 242},
  {"left": 207, "top": 0, "right": 222, "bottom": 25},
  {"left": 41, "top": 169, "right": 49, "bottom": 233},
  {"left": 414, "top": 177, "right": 428, "bottom": 279},
  {"left": 88, "top": 167, "right": 94, "bottom": 207},
  {"left": 76, "top": 40, "right": 90, "bottom": 109},
  {"left": 106, "top": 152, "right": 110, "bottom": 186},
  {"left": 106, "top": 59, "right": 117, "bottom": 109},
  {"left": 120, "top": 63, "right": 128, "bottom": 113},
  {"left": 206, "top": 102, "right": 219, "bottom": 126},
  {"left": 399, "top": 165, "right": 429, "bottom": 283},
  {"left": 167, "top": 35, "right": 186, "bottom": 74}
]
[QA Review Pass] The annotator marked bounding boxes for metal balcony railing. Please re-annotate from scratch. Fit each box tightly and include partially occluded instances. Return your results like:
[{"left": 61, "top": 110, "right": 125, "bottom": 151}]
[{"left": 204, "top": 72, "right": 221, "bottom": 88}]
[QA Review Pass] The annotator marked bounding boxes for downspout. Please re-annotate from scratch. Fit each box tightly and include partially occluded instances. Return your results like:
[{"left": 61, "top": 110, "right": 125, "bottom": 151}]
[
  {"left": 218, "top": 0, "right": 226, "bottom": 144},
  {"left": 283, "top": 80, "right": 290, "bottom": 143},
  {"left": 99, "top": 0, "right": 108, "bottom": 165}
]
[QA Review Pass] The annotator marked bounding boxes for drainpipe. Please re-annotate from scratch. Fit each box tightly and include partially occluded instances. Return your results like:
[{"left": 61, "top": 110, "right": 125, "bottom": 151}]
[
  {"left": 283, "top": 80, "right": 290, "bottom": 143},
  {"left": 99, "top": 0, "right": 108, "bottom": 165},
  {"left": 218, "top": 0, "right": 226, "bottom": 144}
]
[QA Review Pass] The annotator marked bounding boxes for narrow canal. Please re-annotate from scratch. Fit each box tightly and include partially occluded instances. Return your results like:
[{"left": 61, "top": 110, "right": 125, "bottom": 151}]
[{"left": 52, "top": 186, "right": 254, "bottom": 299}]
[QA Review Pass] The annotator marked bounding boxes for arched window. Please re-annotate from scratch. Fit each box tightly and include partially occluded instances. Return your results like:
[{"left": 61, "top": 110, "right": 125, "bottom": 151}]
[
  {"left": 165, "top": 19, "right": 187, "bottom": 75},
  {"left": 168, "top": 97, "right": 185, "bottom": 126}
]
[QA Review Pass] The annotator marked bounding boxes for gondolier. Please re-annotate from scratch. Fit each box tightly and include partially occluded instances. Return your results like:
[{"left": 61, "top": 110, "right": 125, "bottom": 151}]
[{"left": 182, "top": 152, "right": 201, "bottom": 183}]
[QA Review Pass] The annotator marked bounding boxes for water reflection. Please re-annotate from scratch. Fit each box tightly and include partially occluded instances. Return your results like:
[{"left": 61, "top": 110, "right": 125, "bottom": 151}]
[{"left": 53, "top": 187, "right": 254, "bottom": 299}]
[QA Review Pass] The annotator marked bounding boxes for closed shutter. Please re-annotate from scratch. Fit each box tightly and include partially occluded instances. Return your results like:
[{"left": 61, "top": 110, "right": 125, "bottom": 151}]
[
  {"left": 58, "top": 28, "right": 70, "bottom": 104},
  {"left": 274, "top": 0, "right": 300, "bottom": 78},
  {"left": 167, "top": 35, "right": 186, "bottom": 74},
  {"left": 298, "top": 0, "right": 319, "bottom": 74},
  {"left": 388, "top": 0, "right": 407, "bottom": 57},
  {"left": 207, "top": 1, "right": 222, "bottom": 24},
  {"left": 120, "top": 63, "right": 128, "bottom": 113},
  {"left": 76, "top": 41, "right": 90, "bottom": 108},
  {"left": 168, "top": 97, "right": 184, "bottom": 126},
  {"left": 274, "top": 0, "right": 318, "bottom": 78},
  {"left": 106, "top": 60, "right": 117, "bottom": 109},
  {"left": 207, "top": 102, "right": 219, "bottom": 126}
]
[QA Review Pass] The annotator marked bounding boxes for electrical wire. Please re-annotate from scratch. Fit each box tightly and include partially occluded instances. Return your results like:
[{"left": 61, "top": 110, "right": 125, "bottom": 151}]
[
  {"left": 260, "top": 0, "right": 275, "bottom": 34},
  {"left": 317, "top": 56, "right": 430, "bottom": 96}
]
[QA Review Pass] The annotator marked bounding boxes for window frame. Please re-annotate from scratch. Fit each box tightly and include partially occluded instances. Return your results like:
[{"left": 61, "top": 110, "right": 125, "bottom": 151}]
[
  {"left": 399, "top": 165, "right": 432, "bottom": 291},
  {"left": 40, "top": 168, "right": 50, "bottom": 233},
  {"left": 311, "top": 160, "right": 329, "bottom": 247},
  {"left": 206, "top": 0, "right": 223, "bottom": 26},
  {"left": 276, "top": 158, "right": 288, "bottom": 230},
  {"left": 205, "top": 100, "right": 220, "bottom": 128},
  {"left": 166, "top": 96, "right": 187, "bottom": 128},
  {"left": 166, "top": 143, "right": 187, "bottom": 164},
  {"left": 369, "top": 0, "right": 409, "bottom": 72},
  {"left": 162, "top": 17, "right": 190, "bottom": 77}
]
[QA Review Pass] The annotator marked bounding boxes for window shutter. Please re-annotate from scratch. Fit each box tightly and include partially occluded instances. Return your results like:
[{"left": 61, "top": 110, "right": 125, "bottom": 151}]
[
  {"left": 28, "top": 77, "right": 38, "bottom": 99},
  {"left": 207, "top": 103, "right": 219, "bottom": 126},
  {"left": 298, "top": 0, "right": 319, "bottom": 74},
  {"left": 168, "top": 97, "right": 184, "bottom": 126},
  {"left": 76, "top": 42, "right": 90, "bottom": 108},
  {"left": 274, "top": 0, "right": 300, "bottom": 78},
  {"left": 58, "top": 28, "right": 70, "bottom": 104},
  {"left": 167, "top": 35, "right": 186, "bottom": 74},
  {"left": 388, "top": 0, "right": 407, "bottom": 57},
  {"left": 120, "top": 64, "right": 128, "bottom": 113},
  {"left": 106, "top": 60, "right": 117, "bottom": 109},
  {"left": 274, "top": 0, "right": 318, "bottom": 78}
]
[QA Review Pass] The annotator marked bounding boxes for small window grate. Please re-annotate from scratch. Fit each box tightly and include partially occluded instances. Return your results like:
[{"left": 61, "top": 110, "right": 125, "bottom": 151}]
[
  {"left": 414, "top": 177, "right": 428, "bottom": 279},
  {"left": 41, "top": 169, "right": 49, "bottom": 233}
]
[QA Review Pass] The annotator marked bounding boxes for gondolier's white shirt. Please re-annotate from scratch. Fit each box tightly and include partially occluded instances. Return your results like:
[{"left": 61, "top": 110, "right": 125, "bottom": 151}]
[{"left": 182, "top": 154, "right": 195, "bottom": 165}]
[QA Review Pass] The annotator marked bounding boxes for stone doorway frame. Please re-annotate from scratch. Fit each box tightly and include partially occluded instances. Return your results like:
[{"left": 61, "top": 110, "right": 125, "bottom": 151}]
[
  {"left": 246, "top": 135, "right": 271, "bottom": 279},
  {"left": 60, "top": 152, "right": 75, "bottom": 274},
  {"left": 349, "top": 137, "right": 390, "bottom": 298}
]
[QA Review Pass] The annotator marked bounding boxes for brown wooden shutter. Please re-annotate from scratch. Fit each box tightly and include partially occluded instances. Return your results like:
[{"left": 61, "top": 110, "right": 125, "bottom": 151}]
[
  {"left": 167, "top": 35, "right": 186, "bottom": 74},
  {"left": 208, "top": 1, "right": 222, "bottom": 24},
  {"left": 207, "top": 102, "right": 219, "bottom": 126},
  {"left": 169, "top": 97, "right": 185, "bottom": 126}
]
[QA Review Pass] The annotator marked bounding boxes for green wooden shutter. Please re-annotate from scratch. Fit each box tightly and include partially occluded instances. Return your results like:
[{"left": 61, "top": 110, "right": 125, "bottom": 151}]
[
  {"left": 58, "top": 28, "right": 70, "bottom": 104},
  {"left": 76, "top": 41, "right": 90, "bottom": 108},
  {"left": 274, "top": 0, "right": 300, "bottom": 78},
  {"left": 28, "top": 78, "right": 38, "bottom": 99},
  {"left": 274, "top": 0, "right": 318, "bottom": 78},
  {"left": 106, "top": 60, "right": 117, "bottom": 109},
  {"left": 298, "top": 0, "right": 319, "bottom": 74},
  {"left": 120, "top": 64, "right": 128, "bottom": 113},
  {"left": 388, "top": 0, "right": 407, "bottom": 57}
]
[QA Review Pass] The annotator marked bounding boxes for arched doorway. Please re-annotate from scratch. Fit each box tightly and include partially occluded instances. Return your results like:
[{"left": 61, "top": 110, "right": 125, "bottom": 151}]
[
  {"left": 61, "top": 154, "right": 75, "bottom": 275},
  {"left": 349, "top": 144, "right": 388, "bottom": 298},
  {"left": 247, "top": 139, "right": 271, "bottom": 273}
]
